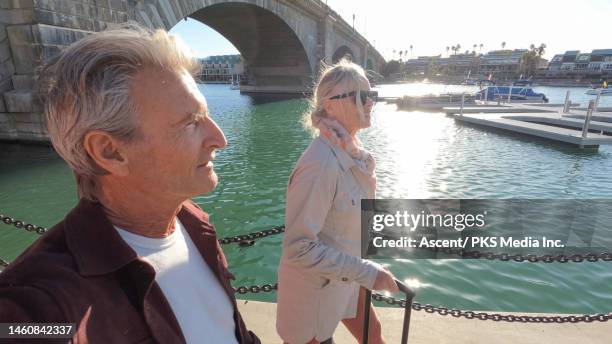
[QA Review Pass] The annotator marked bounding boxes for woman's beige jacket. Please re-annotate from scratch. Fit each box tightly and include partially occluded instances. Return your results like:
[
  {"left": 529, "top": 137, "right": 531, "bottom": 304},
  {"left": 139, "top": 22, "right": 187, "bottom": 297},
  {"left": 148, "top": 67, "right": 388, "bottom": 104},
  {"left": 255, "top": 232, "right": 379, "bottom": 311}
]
[{"left": 276, "top": 135, "right": 380, "bottom": 343}]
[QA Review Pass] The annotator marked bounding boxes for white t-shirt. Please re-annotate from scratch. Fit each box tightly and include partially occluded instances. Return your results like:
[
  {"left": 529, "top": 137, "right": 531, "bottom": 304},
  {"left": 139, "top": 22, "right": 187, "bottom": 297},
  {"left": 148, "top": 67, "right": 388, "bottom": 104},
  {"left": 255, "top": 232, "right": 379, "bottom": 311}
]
[{"left": 115, "top": 218, "right": 238, "bottom": 344}]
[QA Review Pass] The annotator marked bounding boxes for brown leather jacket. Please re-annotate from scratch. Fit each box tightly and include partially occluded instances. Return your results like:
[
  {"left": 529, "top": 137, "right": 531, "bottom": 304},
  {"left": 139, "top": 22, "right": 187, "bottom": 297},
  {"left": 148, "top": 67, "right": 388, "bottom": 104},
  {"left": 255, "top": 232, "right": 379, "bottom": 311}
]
[{"left": 0, "top": 199, "right": 260, "bottom": 344}]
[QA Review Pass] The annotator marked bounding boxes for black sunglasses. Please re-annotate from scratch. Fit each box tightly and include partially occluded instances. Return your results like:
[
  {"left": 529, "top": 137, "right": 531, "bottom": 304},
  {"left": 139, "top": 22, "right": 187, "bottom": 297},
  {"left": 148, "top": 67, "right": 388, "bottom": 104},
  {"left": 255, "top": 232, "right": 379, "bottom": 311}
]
[{"left": 329, "top": 90, "right": 378, "bottom": 105}]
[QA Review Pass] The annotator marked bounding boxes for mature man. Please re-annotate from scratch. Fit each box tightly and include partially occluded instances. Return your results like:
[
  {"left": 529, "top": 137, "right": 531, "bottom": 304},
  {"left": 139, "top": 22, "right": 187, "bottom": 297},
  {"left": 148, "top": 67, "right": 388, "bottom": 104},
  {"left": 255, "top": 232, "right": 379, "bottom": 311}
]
[{"left": 0, "top": 25, "right": 260, "bottom": 343}]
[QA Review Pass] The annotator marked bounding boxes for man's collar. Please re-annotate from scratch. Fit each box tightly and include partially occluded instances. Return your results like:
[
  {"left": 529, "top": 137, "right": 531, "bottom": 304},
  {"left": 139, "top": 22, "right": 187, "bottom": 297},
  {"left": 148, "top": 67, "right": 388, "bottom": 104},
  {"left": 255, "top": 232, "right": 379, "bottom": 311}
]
[
  {"left": 64, "top": 198, "right": 215, "bottom": 277},
  {"left": 318, "top": 134, "right": 356, "bottom": 172}
]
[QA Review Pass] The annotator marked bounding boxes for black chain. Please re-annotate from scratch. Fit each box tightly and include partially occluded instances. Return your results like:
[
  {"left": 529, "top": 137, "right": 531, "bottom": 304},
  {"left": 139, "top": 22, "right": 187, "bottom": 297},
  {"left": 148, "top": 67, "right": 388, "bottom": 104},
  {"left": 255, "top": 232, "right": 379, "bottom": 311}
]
[
  {"left": 0, "top": 214, "right": 48, "bottom": 235},
  {"left": 2, "top": 214, "right": 612, "bottom": 262},
  {"left": 0, "top": 213, "right": 283, "bottom": 247},
  {"left": 420, "top": 246, "right": 612, "bottom": 263},
  {"left": 230, "top": 282, "right": 612, "bottom": 323},
  {"left": 2, "top": 215, "right": 611, "bottom": 324},
  {"left": 233, "top": 283, "right": 278, "bottom": 294},
  {"left": 218, "top": 226, "right": 285, "bottom": 247},
  {"left": 369, "top": 292, "right": 612, "bottom": 323}
]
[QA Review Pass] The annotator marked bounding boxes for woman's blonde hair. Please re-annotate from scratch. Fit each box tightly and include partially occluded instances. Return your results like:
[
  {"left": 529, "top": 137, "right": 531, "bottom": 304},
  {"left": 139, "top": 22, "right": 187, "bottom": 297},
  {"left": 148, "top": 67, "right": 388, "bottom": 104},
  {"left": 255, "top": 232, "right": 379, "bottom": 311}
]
[
  {"left": 39, "top": 23, "right": 199, "bottom": 201},
  {"left": 302, "top": 59, "right": 368, "bottom": 135}
]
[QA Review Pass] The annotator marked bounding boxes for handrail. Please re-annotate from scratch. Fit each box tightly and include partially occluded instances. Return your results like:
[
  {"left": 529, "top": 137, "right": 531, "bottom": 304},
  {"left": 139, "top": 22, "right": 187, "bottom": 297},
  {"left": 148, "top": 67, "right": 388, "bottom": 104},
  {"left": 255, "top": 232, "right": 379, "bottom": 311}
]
[{"left": 363, "top": 279, "right": 415, "bottom": 344}]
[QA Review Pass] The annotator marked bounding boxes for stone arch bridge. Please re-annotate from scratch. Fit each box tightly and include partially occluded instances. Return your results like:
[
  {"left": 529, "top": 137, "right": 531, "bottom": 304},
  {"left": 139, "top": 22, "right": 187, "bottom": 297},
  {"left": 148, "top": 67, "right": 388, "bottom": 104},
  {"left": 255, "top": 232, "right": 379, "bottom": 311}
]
[{"left": 0, "top": 0, "right": 385, "bottom": 141}]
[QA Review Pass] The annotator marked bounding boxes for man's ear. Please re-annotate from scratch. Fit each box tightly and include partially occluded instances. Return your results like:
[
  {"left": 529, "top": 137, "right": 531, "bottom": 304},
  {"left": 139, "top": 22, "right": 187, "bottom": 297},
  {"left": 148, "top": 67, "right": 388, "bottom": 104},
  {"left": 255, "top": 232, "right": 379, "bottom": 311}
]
[
  {"left": 323, "top": 99, "right": 335, "bottom": 115},
  {"left": 83, "top": 131, "right": 129, "bottom": 177}
]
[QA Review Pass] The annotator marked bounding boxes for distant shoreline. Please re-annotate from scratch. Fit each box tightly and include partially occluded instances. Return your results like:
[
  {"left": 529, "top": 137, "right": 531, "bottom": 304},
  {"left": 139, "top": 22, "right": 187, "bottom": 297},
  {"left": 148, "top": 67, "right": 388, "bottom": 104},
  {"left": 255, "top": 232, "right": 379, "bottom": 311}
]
[{"left": 380, "top": 79, "right": 600, "bottom": 88}]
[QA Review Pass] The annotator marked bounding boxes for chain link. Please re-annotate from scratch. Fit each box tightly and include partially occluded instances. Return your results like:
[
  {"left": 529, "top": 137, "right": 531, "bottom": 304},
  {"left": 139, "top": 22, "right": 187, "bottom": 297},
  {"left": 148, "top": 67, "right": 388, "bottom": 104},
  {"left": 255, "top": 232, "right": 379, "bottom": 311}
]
[
  {"left": 218, "top": 226, "right": 285, "bottom": 246},
  {"left": 2, "top": 214, "right": 611, "bottom": 323},
  {"left": 0, "top": 213, "right": 285, "bottom": 246},
  {"left": 1, "top": 214, "right": 48, "bottom": 235},
  {"left": 368, "top": 292, "right": 612, "bottom": 323},
  {"left": 5, "top": 215, "right": 611, "bottom": 263},
  {"left": 420, "top": 246, "right": 612, "bottom": 263},
  {"left": 229, "top": 282, "right": 612, "bottom": 323}
]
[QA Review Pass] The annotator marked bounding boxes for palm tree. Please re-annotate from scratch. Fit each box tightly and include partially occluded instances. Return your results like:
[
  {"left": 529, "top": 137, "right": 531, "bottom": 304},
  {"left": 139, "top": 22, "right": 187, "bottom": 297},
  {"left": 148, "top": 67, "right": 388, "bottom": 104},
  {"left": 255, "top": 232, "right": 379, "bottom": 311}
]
[
  {"left": 536, "top": 43, "right": 546, "bottom": 57},
  {"left": 399, "top": 50, "right": 403, "bottom": 62},
  {"left": 392, "top": 49, "right": 396, "bottom": 60},
  {"left": 446, "top": 46, "right": 450, "bottom": 56},
  {"left": 409, "top": 45, "right": 413, "bottom": 57},
  {"left": 473, "top": 44, "right": 477, "bottom": 52},
  {"left": 501, "top": 41, "right": 506, "bottom": 50},
  {"left": 456, "top": 44, "right": 461, "bottom": 55},
  {"left": 479, "top": 43, "right": 483, "bottom": 53}
]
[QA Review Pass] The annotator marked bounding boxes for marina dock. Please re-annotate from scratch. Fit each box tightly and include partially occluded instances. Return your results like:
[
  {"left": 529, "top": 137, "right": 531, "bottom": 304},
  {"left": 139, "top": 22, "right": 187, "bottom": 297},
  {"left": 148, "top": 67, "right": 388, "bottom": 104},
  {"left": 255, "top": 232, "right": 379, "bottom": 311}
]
[
  {"left": 445, "top": 102, "right": 612, "bottom": 148},
  {"left": 238, "top": 300, "right": 611, "bottom": 344}
]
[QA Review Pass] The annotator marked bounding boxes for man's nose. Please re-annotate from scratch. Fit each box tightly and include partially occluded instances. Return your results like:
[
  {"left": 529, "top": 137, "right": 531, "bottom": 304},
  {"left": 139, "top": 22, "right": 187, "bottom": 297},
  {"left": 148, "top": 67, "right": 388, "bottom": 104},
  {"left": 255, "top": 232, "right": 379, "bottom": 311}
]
[{"left": 204, "top": 118, "right": 227, "bottom": 149}]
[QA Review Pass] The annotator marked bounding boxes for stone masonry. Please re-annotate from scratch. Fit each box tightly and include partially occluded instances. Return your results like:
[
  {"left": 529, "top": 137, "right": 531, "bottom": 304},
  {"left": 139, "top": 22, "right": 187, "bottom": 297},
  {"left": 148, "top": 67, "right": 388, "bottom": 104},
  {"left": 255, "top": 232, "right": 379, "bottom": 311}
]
[{"left": 0, "top": 0, "right": 385, "bottom": 143}]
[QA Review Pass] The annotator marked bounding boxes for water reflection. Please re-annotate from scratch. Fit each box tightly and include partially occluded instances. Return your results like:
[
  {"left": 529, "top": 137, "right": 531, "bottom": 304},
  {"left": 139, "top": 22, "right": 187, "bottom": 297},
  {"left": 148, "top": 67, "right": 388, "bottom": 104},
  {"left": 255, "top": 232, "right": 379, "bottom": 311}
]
[{"left": 1, "top": 83, "right": 612, "bottom": 313}]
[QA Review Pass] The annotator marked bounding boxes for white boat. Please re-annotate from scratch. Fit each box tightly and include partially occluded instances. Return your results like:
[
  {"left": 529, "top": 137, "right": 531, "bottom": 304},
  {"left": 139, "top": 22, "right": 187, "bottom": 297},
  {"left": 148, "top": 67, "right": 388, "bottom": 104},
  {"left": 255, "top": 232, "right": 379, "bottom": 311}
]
[
  {"left": 475, "top": 86, "right": 548, "bottom": 103},
  {"left": 586, "top": 88, "right": 612, "bottom": 96}
]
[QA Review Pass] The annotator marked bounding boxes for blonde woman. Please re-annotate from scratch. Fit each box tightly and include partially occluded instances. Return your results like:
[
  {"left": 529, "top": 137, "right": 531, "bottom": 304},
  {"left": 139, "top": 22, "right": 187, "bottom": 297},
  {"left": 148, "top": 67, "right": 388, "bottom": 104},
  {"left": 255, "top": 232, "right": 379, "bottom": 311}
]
[{"left": 277, "top": 60, "right": 399, "bottom": 344}]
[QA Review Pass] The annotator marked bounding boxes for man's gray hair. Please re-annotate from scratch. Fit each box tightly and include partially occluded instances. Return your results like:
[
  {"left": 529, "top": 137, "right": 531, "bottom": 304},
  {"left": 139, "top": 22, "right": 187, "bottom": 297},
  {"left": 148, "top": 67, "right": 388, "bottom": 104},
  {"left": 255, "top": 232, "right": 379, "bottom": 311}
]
[{"left": 39, "top": 24, "right": 199, "bottom": 201}]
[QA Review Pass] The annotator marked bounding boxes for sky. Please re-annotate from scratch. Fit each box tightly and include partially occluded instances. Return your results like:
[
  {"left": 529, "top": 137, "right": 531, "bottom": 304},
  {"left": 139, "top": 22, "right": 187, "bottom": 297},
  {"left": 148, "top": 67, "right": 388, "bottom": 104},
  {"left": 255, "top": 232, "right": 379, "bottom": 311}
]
[{"left": 169, "top": 0, "right": 612, "bottom": 61}]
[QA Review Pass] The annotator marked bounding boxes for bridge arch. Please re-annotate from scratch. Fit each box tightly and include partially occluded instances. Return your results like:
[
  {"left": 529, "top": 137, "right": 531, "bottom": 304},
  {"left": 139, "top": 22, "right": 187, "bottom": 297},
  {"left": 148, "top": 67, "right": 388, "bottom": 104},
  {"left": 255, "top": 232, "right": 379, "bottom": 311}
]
[{"left": 132, "top": 0, "right": 318, "bottom": 92}]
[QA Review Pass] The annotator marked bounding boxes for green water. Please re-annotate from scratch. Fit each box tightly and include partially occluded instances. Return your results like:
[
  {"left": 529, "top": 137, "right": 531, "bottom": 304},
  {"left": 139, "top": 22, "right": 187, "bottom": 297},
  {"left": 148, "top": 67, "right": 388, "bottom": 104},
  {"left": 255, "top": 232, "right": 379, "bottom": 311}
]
[{"left": 1, "top": 83, "right": 612, "bottom": 314}]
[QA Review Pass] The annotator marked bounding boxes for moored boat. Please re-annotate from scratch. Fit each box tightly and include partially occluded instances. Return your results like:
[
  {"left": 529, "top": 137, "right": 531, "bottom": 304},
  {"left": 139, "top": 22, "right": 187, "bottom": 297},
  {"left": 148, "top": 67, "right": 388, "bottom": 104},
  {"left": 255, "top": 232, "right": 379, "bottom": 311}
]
[
  {"left": 586, "top": 88, "right": 612, "bottom": 96},
  {"left": 476, "top": 86, "right": 548, "bottom": 103}
]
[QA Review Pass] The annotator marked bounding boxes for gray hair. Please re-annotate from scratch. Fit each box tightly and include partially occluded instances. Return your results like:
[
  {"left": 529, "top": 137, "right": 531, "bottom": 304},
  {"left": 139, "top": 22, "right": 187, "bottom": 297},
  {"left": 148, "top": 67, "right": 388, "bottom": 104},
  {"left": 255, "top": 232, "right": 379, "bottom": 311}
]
[
  {"left": 302, "top": 59, "right": 368, "bottom": 134},
  {"left": 39, "top": 24, "right": 199, "bottom": 201}
]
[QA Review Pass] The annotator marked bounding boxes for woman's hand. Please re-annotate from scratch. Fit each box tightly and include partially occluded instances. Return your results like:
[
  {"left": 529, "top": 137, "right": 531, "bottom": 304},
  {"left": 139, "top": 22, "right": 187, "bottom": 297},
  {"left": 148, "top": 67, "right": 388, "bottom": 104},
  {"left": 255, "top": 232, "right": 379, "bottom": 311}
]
[{"left": 372, "top": 266, "right": 400, "bottom": 293}]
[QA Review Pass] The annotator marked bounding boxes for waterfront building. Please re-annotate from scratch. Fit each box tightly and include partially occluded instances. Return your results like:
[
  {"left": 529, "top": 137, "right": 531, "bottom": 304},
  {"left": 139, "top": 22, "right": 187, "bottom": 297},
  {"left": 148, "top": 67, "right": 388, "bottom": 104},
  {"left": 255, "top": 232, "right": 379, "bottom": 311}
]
[
  {"left": 544, "top": 49, "right": 612, "bottom": 80},
  {"left": 478, "top": 49, "right": 528, "bottom": 80},
  {"left": 547, "top": 54, "right": 564, "bottom": 75},
  {"left": 560, "top": 50, "right": 579, "bottom": 74},
  {"left": 439, "top": 53, "right": 480, "bottom": 76},
  {"left": 404, "top": 49, "right": 536, "bottom": 80},
  {"left": 403, "top": 53, "right": 480, "bottom": 80},
  {"left": 588, "top": 49, "right": 612, "bottom": 78},
  {"left": 199, "top": 54, "right": 246, "bottom": 83},
  {"left": 404, "top": 55, "right": 442, "bottom": 75}
]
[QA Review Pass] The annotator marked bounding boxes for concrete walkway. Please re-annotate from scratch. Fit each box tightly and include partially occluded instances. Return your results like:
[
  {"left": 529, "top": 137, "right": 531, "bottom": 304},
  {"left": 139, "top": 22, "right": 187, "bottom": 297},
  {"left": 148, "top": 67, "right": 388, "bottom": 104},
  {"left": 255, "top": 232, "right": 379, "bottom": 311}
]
[{"left": 237, "top": 300, "right": 611, "bottom": 344}]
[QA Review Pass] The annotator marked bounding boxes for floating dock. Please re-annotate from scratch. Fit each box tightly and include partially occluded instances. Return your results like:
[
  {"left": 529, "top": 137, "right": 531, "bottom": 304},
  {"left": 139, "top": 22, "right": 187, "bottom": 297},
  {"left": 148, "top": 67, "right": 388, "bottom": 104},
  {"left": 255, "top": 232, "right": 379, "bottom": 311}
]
[
  {"left": 238, "top": 300, "right": 610, "bottom": 344},
  {"left": 443, "top": 106, "right": 543, "bottom": 114},
  {"left": 445, "top": 103, "right": 612, "bottom": 148},
  {"left": 395, "top": 94, "right": 478, "bottom": 111}
]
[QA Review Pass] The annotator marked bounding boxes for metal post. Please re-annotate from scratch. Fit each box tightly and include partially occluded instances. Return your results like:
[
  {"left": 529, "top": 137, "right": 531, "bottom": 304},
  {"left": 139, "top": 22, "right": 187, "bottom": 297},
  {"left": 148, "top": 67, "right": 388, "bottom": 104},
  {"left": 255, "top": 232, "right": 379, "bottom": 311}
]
[
  {"left": 460, "top": 93, "right": 465, "bottom": 116},
  {"left": 507, "top": 86, "right": 512, "bottom": 103},
  {"left": 363, "top": 281, "right": 415, "bottom": 344},
  {"left": 595, "top": 89, "right": 602, "bottom": 112},
  {"left": 484, "top": 87, "right": 488, "bottom": 105},
  {"left": 581, "top": 100, "right": 596, "bottom": 138},
  {"left": 363, "top": 289, "right": 372, "bottom": 344},
  {"left": 563, "top": 90, "right": 571, "bottom": 113},
  {"left": 396, "top": 280, "right": 416, "bottom": 344},
  {"left": 401, "top": 297, "right": 414, "bottom": 344}
]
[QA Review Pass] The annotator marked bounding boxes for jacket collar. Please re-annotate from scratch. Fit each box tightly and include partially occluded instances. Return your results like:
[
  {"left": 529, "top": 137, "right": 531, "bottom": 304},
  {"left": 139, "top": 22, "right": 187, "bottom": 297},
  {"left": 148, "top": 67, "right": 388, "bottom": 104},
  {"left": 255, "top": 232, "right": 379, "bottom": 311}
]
[
  {"left": 318, "top": 135, "right": 356, "bottom": 172},
  {"left": 64, "top": 198, "right": 216, "bottom": 277}
]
